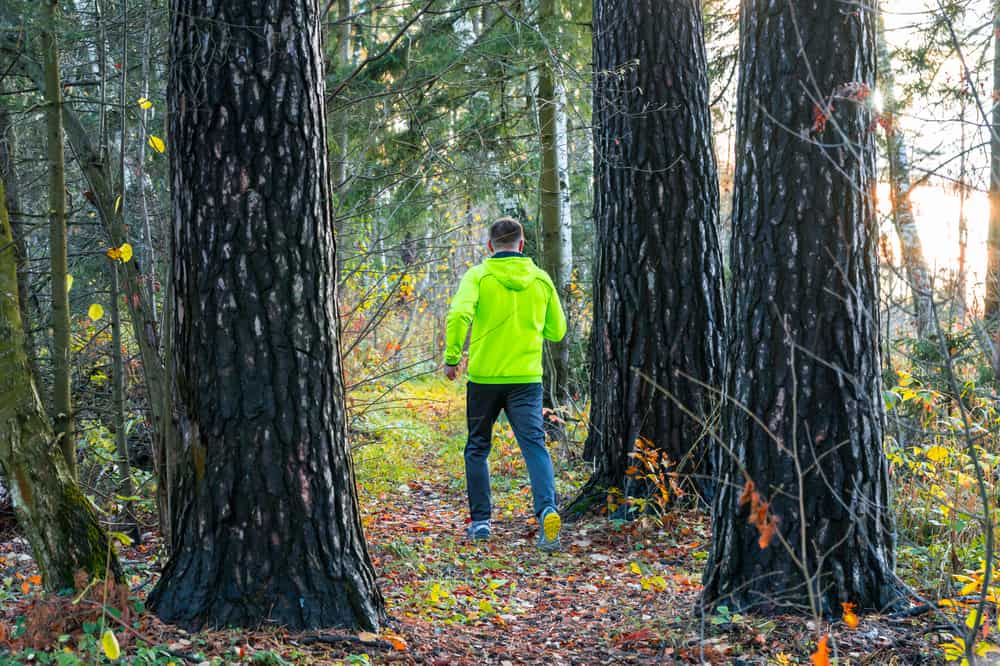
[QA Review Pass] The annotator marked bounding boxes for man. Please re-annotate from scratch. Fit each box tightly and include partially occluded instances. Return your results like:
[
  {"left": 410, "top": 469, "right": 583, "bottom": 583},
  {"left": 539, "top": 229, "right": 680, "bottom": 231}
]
[{"left": 444, "top": 217, "right": 567, "bottom": 551}]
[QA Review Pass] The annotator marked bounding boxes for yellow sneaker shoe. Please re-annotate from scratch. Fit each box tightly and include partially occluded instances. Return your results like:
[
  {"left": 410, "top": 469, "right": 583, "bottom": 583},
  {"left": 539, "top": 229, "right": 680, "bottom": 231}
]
[{"left": 538, "top": 507, "right": 561, "bottom": 552}]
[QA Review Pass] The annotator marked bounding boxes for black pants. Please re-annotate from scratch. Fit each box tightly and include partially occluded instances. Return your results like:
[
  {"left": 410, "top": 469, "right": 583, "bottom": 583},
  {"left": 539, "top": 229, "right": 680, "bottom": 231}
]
[{"left": 464, "top": 382, "right": 556, "bottom": 522}]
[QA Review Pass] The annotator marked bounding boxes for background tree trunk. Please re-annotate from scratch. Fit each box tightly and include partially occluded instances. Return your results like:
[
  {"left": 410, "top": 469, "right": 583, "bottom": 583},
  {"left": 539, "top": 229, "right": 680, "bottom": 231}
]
[
  {"left": 538, "top": 0, "right": 570, "bottom": 408},
  {"left": 987, "top": 0, "right": 1000, "bottom": 320},
  {"left": 573, "top": 0, "right": 726, "bottom": 511},
  {"left": 148, "top": 0, "right": 386, "bottom": 631},
  {"left": 0, "top": 177, "right": 123, "bottom": 589},
  {"left": 0, "top": 97, "right": 39, "bottom": 371},
  {"left": 702, "top": 0, "right": 900, "bottom": 616},
  {"left": 111, "top": 0, "right": 139, "bottom": 542},
  {"left": 877, "top": 15, "right": 933, "bottom": 337},
  {"left": 42, "top": 0, "right": 74, "bottom": 477}
]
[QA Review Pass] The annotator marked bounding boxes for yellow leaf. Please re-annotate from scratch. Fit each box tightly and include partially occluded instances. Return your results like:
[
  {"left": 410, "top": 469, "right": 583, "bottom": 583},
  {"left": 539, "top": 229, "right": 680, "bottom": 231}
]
[
  {"left": 148, "top": 135, "right": 166, "bottom": 153},
  {"left": 88, "top": 303, "right": 104, "bottom": 321},
  {"left": 926, "top": 446, "right": 949, "bottom": 463},
  {"left": 648, "top": 575, "right": 668, "bottom": 592},
  {"left": 478, "top": 598, "right": 494, "bottom": 614},
  {"left": 119, "top": 243, "right": 133, "bottom": 263},
  {"left": 977, "top": 641, "right": 1000, "bottom": 657},
  {"left": 137, "top": 97, "right": 153, "bottom": 110},
  {"left": 107, "top": 247, "right": 121, "bottom": 260},
  {"left": 114, "top": 195, "right": 122, "bottom": 214},
  {"left": 101, "top": 629, "right": 120, "bottom": 660},
  {"left": 630, "top": 561, "right": 642, "bottom": 575},
  {"left": 66, "top": 274, "right": 73, "bottom": 292}
]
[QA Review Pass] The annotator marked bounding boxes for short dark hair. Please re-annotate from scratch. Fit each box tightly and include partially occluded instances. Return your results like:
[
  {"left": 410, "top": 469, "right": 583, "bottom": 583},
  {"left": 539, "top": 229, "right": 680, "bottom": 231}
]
[{"left": 489, "top": 217, "right": 524, "bottom": 247}]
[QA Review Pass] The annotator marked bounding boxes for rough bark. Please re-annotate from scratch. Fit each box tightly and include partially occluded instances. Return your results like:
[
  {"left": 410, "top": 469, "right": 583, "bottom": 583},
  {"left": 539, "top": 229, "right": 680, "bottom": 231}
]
[
  {"left": 573, "top": 0, "right": 726, "bottom": 511},
  {"left": 702, "top": 0, "right": 900, "bottom": 616},
  {"left": 0, "top": 177, "right": 123, "bottom": 589},
  {"left": 876, "top": 15, "right": 932, "bottom": 336},
  {"left": 41, "top": 0, "right": 74, "bottom": 476},
  {"left": 987, "top": 0, "right": 1000, "bottom": 320},
  {"left": 148, "top": 0, "right": 385, "bottom": 631}
]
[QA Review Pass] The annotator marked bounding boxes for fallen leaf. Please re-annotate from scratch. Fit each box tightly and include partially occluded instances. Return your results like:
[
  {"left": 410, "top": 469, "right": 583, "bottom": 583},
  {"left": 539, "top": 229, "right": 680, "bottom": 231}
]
[{"left": 811, "top": 634, "right": 830, "bottom": 666}]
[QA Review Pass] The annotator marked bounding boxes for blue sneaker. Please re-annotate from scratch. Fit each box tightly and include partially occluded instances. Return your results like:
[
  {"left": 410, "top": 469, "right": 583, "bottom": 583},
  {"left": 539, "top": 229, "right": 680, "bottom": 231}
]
[
  {"left": 537, "top": 507, "right": 561, "bottom": 552},
  {"left": 466, "top": 520, "right": 491, "bottom": 540}
]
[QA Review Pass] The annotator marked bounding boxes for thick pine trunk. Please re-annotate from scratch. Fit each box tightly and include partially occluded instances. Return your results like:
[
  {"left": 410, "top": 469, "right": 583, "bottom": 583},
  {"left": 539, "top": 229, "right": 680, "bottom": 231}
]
[
  {"left": 0, "top": 177, "right": 123, "bottom": 589},
  {"left": 574, "top": 0, "right": 725, "bottom": 510},
  {"left": 703, "top": 0, "right": 900, "bottom": 616},
  {"left": 876, "top": 16, "right": 932, "bottom": 336},
  {"left": 987, "top": 0, "right": 1000, "bottom": 320},
  {"left": 148, "top": 0, "right": 385, "bottom": 631},
  {"left": 42, "top": 0, "right": 74, "bottom": 477}
]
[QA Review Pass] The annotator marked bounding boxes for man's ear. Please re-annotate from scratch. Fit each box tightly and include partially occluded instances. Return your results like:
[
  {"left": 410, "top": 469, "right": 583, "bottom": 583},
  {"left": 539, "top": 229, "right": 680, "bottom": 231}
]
[
  {"left": 517, "top": 238, "right": 525, "bottom": 253},
  {"left": 487, "top": 240, "right": 494, "bottom": 254}
]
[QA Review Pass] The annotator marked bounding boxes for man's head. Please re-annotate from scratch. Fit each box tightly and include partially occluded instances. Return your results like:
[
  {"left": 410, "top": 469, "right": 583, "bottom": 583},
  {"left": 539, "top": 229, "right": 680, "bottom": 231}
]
[{"left": 487, "top": 217, "right": 525, "bottom": 254}]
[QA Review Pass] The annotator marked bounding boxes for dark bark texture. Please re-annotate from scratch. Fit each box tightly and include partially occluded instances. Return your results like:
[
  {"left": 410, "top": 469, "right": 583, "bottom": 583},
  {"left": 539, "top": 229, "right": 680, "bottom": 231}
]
[
  {"left": 702, "top": 0, "right": 900, "bottom": 616},
  {"left": 576, "top": 0, "right": 725, "bottom": 508},
  {"left": 148, "top": 0, "right": 385, "bottom": 631}
]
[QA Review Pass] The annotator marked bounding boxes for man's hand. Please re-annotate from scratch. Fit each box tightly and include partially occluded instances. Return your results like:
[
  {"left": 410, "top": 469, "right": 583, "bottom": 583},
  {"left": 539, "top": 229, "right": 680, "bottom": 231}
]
[{"left": 444, "top": 364, "right": 459, "bottom": 381}]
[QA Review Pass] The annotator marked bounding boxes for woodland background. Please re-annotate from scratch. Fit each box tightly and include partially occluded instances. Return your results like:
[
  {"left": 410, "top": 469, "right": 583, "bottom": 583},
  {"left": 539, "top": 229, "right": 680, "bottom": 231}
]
[{"left": 1, "top": 0, "right": 999, "bottom": 663}]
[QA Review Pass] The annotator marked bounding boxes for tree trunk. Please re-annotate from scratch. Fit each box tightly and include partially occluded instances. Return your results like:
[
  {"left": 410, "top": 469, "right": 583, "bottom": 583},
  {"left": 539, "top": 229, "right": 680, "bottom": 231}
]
[
  {"left": 0, "top": 97, "right": 39, "bottom": 371},
  {"left": 538, "top": 0, "right": 570, "bottom": 407},
  {"left": 987, "top": 0, "right": 1000, "bottom": 320},
  {"left": 331, "top": 0, "right": 352, "bottom": 278},
  {"left": 137, "top": 0, "right": 157, "bottom": 323},
  {"left": 42, "top": 0, "right": 74, "bottom": 477},
  {"left": 556, "top": 83, "right": 573, "bottom": 290},
  {"left": 702, "top": 0, "right": 900, "bottom": 616},
  {"left": 572, "top": 0, "right": 726, "bottom": 512},
  {"left": 0, "top": 177, "right": 123, "bottom": 589},
  {"left": 876, "top": 14, "right": 932, "bottom": 336},
  {"left": 111, "top": 0, "right": 139, "bottom": 542},
  {"left": 148, "top": 0, "right": 385, "bottom": 631},
  {"left": 331, "top": 0, "right": 352, "bottom": 192}
]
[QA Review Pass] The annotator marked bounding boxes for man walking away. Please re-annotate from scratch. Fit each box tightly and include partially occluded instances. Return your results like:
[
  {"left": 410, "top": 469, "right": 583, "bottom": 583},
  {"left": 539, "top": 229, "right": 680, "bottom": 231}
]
[{"left": 444, "top": 217, "right": 567, "bottom": 551}]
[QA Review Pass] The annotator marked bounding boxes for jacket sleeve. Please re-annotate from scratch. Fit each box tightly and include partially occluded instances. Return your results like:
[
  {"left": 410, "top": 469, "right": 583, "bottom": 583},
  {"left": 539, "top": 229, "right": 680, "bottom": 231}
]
[
  {"left": 542, "top": 279, "right": 567, "bottom": 342},
  {"left": 445, "top": 268, "right": 480, "bottom": 365}
]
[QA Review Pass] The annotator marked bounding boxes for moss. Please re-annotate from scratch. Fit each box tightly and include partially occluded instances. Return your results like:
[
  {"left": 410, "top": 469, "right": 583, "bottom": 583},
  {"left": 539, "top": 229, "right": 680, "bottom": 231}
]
[{"left": 60, "top": 481, "right": 122, "bottom": 581}]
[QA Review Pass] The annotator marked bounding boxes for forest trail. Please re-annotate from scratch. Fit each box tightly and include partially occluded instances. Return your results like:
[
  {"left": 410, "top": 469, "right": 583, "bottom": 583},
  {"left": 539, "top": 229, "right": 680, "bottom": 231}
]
[
  {"left": 0, "top": 380, "right": 943, "bottom": 663},
  {"left": 349, "top": 381, "right": 935, "bottom": 665},
  {"left": 367, "top": 483, "right": 710, "bottom": 664}
]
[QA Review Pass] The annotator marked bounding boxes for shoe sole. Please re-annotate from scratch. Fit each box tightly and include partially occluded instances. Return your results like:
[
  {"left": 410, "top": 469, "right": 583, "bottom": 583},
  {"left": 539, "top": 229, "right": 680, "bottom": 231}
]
[{"left": 543, "top": 511, "right": 561, "bottom": 542}]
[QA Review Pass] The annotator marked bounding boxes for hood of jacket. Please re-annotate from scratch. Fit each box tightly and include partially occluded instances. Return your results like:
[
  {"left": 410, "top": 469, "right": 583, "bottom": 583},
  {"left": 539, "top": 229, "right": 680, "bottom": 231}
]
[{"left": 483, "top": 256, "right": 538, "bottom": 291}]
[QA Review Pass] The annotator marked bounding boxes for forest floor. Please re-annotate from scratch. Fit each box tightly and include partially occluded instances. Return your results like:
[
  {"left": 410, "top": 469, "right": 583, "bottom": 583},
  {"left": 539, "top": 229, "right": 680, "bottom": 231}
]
[{"left": 0, "top": 379, "right": 950, "bottom": 664}]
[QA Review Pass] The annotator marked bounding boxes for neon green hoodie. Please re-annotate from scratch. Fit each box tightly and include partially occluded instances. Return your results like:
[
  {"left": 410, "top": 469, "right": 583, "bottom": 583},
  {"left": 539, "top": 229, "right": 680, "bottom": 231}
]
[{"left": 445, "top": 255, "right": 566, "bottom": 384}]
